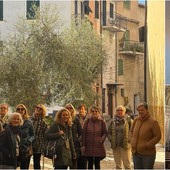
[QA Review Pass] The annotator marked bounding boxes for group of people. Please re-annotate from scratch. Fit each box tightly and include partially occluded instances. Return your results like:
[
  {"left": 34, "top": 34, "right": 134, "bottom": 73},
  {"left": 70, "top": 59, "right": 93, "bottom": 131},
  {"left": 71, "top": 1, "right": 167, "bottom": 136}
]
[
  {"left": 108, "top": 103, "right": 161, "bottom": 169},
  {"left": 0, "top": 103, "right": 46, "bottom": 169},
  {"left": 0, "top": 102, "right": 161, "bottom": 170}
]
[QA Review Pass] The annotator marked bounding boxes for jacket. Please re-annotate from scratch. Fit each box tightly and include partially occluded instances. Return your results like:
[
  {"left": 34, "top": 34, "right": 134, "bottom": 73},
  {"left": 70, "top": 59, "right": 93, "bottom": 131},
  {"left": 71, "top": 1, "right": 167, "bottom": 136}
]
[
  {"left": 45, "top": 122, "right": 76, "bottom": 167},
  {"left": 20, "top": 119, "right": 35, "bottom": 157},
  {"left": 32, "top": 117, "right": 48, "bottom": 153},
  {"left": 107, "top": 115, "right": 132, "bottom": 150},
  {"left": 0, "top": 126, "right": 20, "bottom": 168},
  {"left": 72, "top": 114, "right": 83, "bottom": 157},
  {"left": 82, "top": 117, "right": 107, "bottom": 157},
  {"left": 130, "top": 114, "right": 161, "bottom": 155}
]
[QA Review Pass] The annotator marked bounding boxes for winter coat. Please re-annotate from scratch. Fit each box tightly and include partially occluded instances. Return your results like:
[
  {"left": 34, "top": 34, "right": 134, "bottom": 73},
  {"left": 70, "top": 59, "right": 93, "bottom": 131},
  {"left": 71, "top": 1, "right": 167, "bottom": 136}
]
[
  {"left": 130, "top": 114, "right": 161, "bottom": 155},
  {"left": 107, "top": 115, "right": 132, "bottom": 150},
  {"left": 0, "top": 126, "right": 20, "bottom": 168},
  {"left": 20, "top": 119, "right": 35, "bottom": 157},
  {"left": 82, "top": 117, "right": 107, "bottom": 158},
  {"left": 45, "top": 122, "right": 76, "bottom": 167},
  {"left": 32, "top": 117, "right": 48, "bottom": 153},
  {"left": 72, "top": 114, "right": 83, "bottom": 157}
]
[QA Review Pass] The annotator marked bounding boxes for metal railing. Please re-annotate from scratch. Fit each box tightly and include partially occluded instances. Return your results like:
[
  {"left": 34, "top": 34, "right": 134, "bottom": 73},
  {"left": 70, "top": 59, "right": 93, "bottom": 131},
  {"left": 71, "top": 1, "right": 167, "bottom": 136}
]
[
  {"left": 119, "top": 40, "right": 144, "bottom": 53},
  {"left": 107, "top": 12, "right": 127, "bottom": 30}
]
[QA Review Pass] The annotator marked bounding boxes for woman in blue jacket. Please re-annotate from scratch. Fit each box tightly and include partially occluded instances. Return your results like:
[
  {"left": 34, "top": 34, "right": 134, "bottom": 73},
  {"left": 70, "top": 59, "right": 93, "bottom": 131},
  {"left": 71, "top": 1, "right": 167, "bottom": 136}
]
[{"left": 16, "top": 104, "right": 35, "bottom": 169}]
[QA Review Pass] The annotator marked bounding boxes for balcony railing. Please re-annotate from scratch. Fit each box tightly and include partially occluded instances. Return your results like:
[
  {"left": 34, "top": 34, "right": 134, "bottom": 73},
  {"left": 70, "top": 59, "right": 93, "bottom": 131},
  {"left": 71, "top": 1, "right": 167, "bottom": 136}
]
[
  {"left": 119, "top": 40, "right": 144, "bottom": 53},
  {"left": 103, "top": 12, "right": 127, "bottom": 32}
]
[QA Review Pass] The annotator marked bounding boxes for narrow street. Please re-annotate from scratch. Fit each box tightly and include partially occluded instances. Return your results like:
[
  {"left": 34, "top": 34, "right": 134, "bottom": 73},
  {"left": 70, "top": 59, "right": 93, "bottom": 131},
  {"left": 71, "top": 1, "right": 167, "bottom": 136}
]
[{"left": 28, "top": 140, "right": 164, "bottom": 169}]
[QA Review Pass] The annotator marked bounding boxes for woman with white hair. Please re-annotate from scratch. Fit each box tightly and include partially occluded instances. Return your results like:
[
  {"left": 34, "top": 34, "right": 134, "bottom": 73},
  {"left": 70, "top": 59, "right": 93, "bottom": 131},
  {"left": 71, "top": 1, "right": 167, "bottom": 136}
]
[
  {"left": 0, "top": 112, "right": 23, "bottom": 169},
  {"left": 107, "top": 105, "right": 133, "bottom": 169},
  {"left": 31, "top": 104, "right": 48, "bottom": 169}
]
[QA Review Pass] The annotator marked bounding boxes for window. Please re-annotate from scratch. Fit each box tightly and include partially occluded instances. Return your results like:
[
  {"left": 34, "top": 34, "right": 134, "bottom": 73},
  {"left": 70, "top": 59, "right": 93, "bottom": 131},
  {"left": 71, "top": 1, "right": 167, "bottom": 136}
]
[
  {"left": 27, "top": 0, "right": 40, "bottom": 20},
  {"left": 81, "top": 0, "right": 92, "bottom": 16},
  {"left": 110, "top": 3, "right": 114, "bottom": 19},
  {"left": 123, "top": 30, "right": 130, "bottom": 50},
  {"left": 0, "top": 0, "right": 3, "bottom": 21},
  {"left": 118, "top": 59, "right": 124, "bottom": 75},
  {"left": 121, "top": 88, "right": 124, "bottom": 97},
  {"left": 75, "top": 0, "right": 78, "bottom": 15},
  {"left": 102, "top": 0, "right": 106, "bottom": 26},
  {"left": 95, "top": 0, "right": 99, "bottom": 19},
  {"left": 123, "top": 0, "right": 131, "bottom": 9}
]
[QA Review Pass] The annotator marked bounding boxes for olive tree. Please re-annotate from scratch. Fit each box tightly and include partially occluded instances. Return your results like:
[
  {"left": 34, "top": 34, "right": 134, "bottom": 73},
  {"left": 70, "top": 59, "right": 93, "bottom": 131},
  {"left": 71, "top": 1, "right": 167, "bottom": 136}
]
[{"left": 0, "top": 5, "right": 106, "bottom": 112}]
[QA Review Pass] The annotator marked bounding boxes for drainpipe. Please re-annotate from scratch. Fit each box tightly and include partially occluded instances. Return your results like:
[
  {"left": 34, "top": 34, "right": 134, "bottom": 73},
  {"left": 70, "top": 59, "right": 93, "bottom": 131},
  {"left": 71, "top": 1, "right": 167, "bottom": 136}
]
[
  {"left": 100, "top": 0, "right": 105, "bottom": 113},
  {"left": 144, "top": 0, "right": 147, "bottom": 102}
]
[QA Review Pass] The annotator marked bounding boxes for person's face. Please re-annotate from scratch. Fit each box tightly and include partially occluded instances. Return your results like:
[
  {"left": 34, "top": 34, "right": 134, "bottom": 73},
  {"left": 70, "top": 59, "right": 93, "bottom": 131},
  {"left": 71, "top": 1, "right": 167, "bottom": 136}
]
[
  {"left": 0, "top": 104, "right": 8, "bottom": 117},
  {"left": 16, "top": 106, "right": 26, "bottom": 117},
  {"left": 61, "top": 111, "right": 69, "bottom": 123},
  {"left": 35, "top": 105, "right": 43, "bottom": 116},
  {"left": 65, "top": 105, "right": 74, "bottom": 115},
  {"left": 79, "top": 107, "right": 86, "bottom": 117},
  {"left": 116, "top": 108, "right": 125, "bottom": 118},
  {"left": 11, "top": 115, "right": 21, "bottom": 127},
  {"left": 137, "top": 105, "right": 148, "bottom": 118},
  {"left": 91, "top": 109, "right": 99, "bottom": 120}
]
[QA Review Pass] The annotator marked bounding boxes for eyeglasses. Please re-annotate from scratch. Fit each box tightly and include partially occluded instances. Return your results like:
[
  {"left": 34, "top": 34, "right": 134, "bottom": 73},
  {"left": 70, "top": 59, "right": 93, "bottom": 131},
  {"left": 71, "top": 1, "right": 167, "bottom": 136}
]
[
  {"left": 0, "top": 107, "right": 7, "bottom": 110},
  {"left": 66, "top": 107, "right": 73, "bottom": 110},
  {"left": 16, "top": 108, "right": 25, "bottom": 111},
  {"left": 117, "top": 109, "right": 123, "bottom": 111},
  {"left": 36, "top": 106, "right": 43, "bottom": 110},
  {"left": 91, "top": 110, "right": 98, "bottom": 113}
]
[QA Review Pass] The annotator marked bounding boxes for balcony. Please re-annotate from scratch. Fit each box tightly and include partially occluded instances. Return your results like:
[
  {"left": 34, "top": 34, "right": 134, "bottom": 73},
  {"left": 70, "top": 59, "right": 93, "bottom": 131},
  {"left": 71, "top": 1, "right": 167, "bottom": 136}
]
[
  {"left": 119, "top": 40, "right": 144, "bottom": 56},
  {"left": 102, "top": 12, "right": 127, "bottom": 32}
]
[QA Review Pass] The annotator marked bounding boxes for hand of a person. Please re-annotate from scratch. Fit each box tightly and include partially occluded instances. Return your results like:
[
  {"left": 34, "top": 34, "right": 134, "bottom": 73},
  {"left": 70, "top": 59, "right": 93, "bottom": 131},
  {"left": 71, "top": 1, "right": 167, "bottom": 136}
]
[
  {"left": 25, "top": 140, "right": 31, "bottom": 146},
  {"left": 81, "top": 146, "right": 85, "bottom": 152},
  {"left": 73, "top": 153, "right": 77, "bottom": 159},
  {"left": 58, "top": 130, "right": 64, "bottom": 135}
]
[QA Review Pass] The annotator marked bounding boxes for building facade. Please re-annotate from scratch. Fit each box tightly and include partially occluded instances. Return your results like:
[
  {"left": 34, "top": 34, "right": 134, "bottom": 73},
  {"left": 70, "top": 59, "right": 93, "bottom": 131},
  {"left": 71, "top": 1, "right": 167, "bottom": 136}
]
[
  {"left": 1, "top": 0, "right": 145, "bottom": 118},
  {"left": 73, "top": 0, "right": 145, "bottom": 116}
]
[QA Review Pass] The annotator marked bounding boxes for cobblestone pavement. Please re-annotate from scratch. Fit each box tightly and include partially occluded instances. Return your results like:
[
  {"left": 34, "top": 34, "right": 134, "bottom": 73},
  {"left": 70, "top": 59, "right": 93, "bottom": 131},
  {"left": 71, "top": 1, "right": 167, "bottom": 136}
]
[
  {"left": 28, "top": 139, "right": 164, "bottom": 169},
  {"left": 28, "top": 115, "right": 165, "bottom": 169}
]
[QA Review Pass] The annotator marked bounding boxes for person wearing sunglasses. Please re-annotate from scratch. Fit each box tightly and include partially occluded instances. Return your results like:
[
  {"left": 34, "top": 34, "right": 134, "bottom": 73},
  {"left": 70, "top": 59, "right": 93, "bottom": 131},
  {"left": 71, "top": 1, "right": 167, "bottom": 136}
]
[
  {"left": 81, "top": 105, "right": 107, "bottom": 170},
  {"left": 107, "top": 105, "right": 133, "bottom": 169},
  {"left": 0, "top": 103, "right": 9, "bottom": 128},
  {"left": 31, "top": 104, "right": 48, "bottom": 169},
  {"left": 130, "top": 102, "right": 161, "bottom": 169},
  {"left": 16, "top": 104, "right": 35, "bottom": 169}
]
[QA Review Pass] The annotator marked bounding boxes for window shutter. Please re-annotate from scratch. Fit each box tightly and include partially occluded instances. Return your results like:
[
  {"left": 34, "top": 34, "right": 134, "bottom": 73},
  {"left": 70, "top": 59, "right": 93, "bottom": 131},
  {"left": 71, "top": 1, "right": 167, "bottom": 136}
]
[
  {"left": 118, "top": 59, "right": 124, "bottom": 75},
  {"left": 110, "top": 3, "right": 113, "bottom": 19},
  {"left": 0, "top": 0, "right": 3, "bottom": 21},
  {"left": 102, "top": 0, "right": 106, "bottom": 26},
  {"left": 95, "top": 0, "right": 99, "bottom": 19}
]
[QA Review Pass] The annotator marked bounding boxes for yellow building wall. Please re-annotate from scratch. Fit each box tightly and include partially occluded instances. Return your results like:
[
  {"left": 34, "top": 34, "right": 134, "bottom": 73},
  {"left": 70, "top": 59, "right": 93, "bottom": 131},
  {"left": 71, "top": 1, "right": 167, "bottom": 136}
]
[{"left": 147, "top": 0, "right": 165, "bottom": 144}]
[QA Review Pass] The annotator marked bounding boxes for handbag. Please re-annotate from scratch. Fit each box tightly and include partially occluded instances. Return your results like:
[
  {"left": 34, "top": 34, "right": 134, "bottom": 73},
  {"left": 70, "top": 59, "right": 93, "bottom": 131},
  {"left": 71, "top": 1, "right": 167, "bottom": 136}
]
[
  {"left": 43, "top": 139, "right": 57, "bottom": 159},
  {"left": 26, "top": 145, "right": 33, "bottom": 158}
]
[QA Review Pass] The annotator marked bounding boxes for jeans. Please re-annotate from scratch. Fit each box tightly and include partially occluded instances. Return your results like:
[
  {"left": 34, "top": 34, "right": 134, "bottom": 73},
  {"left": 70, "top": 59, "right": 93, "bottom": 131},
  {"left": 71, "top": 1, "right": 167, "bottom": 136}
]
[{"left": 133, "top": 153, "right": 156, "bottom": 169}]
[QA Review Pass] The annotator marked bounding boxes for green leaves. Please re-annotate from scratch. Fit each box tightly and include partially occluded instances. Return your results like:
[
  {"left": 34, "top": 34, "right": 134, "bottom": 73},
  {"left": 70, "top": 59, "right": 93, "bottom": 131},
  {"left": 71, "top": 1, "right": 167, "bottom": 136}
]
[{"left": 0, "top": 5, "right": 106, "bottom": 111}]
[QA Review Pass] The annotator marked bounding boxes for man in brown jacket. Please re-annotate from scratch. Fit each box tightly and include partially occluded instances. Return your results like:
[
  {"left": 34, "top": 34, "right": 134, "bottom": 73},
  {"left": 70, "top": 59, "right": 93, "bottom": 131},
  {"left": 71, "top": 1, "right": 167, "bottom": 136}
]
[{"left": 130, "top": 102, "right": 161, "bottom": 169}]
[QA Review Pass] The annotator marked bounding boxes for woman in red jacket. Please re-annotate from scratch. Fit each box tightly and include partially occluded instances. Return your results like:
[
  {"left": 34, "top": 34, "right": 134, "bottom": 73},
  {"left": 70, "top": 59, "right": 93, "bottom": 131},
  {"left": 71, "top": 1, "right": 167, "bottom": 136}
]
[{"left": 81, "top": 105, "right": 107, "bottom": 170}]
